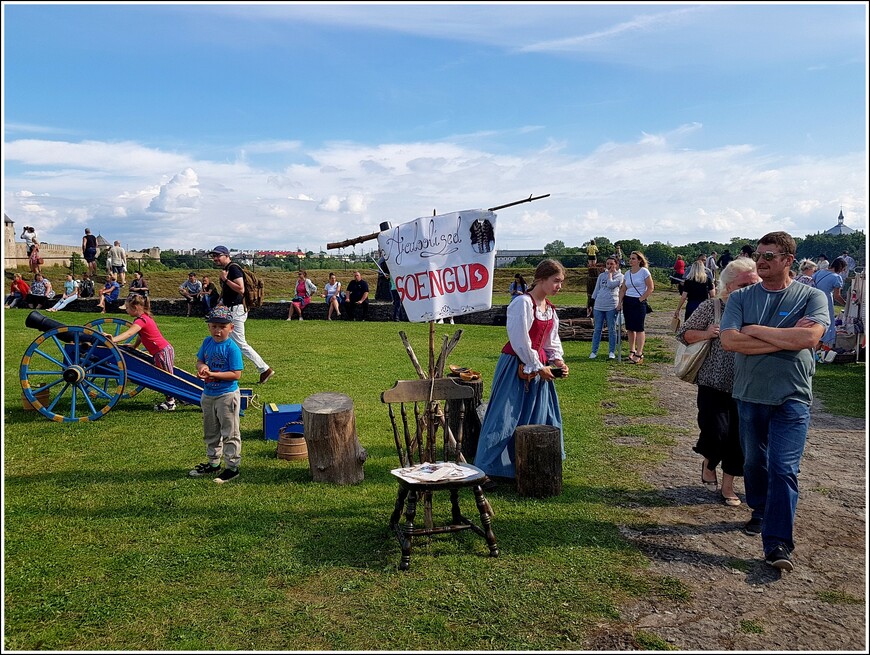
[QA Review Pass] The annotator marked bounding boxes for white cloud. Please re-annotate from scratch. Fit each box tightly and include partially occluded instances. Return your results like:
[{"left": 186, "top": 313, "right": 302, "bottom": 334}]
[
  {"left": 146, "top": 168, "right": 202, "bottom": 214},
  {"left": 3, "top": 132, "right": 867, "bottom": 252}
]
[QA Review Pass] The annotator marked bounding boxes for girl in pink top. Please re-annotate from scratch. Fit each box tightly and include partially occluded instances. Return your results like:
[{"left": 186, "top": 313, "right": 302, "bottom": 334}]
[{"left": 103, "top": 294, "right": 177, "bottom": 411}]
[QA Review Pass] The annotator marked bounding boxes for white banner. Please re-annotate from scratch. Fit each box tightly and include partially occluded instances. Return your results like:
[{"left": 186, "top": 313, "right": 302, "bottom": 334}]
[{"left": 377, "top": 209, "right": 497, "bottom": 323}]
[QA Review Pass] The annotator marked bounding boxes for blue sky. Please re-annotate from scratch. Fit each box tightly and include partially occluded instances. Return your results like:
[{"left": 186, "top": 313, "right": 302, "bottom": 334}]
[{"left": 3, "top": 2, "right": 867, "bottom": 254}]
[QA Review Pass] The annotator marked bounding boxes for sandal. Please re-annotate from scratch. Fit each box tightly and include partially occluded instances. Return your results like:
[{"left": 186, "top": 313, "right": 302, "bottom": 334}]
[
  {"left": 721, "top": 494, "right": 742, "bottom": 507},
  {"left": 628, "top": 350, "right": 638, "bottom": 363},
  {"left": 632, "top": 353, "right": 644, "bottom": 364},
  {"left": 701, "top": 462, "right": 718, "bottom": 492}
]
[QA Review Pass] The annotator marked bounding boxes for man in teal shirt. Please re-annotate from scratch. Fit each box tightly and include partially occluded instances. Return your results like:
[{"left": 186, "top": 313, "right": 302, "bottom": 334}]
[{"left": 720, "top": 231, "right": 828, "bottom": 572}]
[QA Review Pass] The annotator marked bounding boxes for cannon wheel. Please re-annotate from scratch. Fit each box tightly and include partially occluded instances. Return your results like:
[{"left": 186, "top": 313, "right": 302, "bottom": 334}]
[
  {"left": 83, "top": 317, "right": 146, "bottom": 400},
  {"left": 19, "top": 325, "right": 126, "bottom": 422}
]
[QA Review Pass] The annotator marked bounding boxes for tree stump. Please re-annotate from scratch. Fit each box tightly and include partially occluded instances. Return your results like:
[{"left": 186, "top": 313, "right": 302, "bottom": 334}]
[
  {"left": 302, "top": 392, "right": 367, "bottom": 485},
  {"left": 515, "top": 424, "right": 562, "bottom": 498},
  {"left": 446, "top": 377, "right": 484, "bottom": 462}
]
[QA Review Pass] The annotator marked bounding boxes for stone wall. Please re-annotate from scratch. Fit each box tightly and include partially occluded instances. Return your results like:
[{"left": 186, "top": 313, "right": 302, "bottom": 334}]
[{"left": 28, "top": 298, "right": 587, "bottom": 325}]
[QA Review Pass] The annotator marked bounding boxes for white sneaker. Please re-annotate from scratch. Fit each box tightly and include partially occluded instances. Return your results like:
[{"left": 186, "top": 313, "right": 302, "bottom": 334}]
[
  {"left": 608, "top": 352, "right": 616, "bottom": 359},
  {"left": 589, "top": 352, "right": 597, "bottom": 359}
]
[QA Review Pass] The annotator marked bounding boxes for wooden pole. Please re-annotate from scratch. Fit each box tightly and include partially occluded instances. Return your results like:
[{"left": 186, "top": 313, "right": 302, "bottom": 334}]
[{"left": 325, "top": 194, "right": 549, "bottom": 250}]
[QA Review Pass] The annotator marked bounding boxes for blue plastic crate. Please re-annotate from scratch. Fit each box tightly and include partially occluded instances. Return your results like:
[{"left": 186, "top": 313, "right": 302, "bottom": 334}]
[{"left": 263, "top": 402, "right": 304, "bottom": 441}]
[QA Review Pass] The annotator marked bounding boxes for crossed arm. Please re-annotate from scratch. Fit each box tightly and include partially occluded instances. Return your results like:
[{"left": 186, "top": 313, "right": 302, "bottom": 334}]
[{"left": 720, "top": 318, "right": 825, "bottom": 355}]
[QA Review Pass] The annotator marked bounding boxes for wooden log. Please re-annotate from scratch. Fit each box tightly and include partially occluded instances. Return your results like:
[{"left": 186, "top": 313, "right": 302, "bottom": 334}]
[
  {"left": 302, "top": 392, "right": 368, "bottom": 485},
  {"left": 446, "top": 377, "right": 484, "bottom": 462},
  {"left": 514, "top": 424, "right": 562, "bottom": 498}
]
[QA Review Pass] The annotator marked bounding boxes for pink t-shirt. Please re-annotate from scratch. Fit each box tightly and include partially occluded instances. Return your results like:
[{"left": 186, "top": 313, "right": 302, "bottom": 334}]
[{"left": 133, "top": 314, "right": 170, "bottom": 355}]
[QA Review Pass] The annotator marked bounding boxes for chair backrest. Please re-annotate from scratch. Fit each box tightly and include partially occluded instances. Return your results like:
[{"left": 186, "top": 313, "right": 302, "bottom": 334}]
[{"left": 381, "top": 378, "right": 475, "bottom": 468}]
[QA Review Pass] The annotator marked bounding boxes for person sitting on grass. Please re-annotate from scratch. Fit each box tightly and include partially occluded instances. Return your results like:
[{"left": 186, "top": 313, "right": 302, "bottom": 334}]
[{"left": 190, "top": 306, "right": 244, "bottom": 484}]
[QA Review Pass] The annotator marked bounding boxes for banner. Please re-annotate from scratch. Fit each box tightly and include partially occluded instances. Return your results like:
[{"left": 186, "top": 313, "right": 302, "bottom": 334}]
[{"left": 377, "top": 209, "right": 497, "bottom": 323}]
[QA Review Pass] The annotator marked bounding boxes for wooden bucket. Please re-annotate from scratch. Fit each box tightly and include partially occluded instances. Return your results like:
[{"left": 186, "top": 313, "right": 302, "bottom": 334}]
[
  {"left": 22, "top": 387, "right": 50, "bottom": 411},
  {"left": 277, "top": 430, "right": 307, "bottom": 461}
]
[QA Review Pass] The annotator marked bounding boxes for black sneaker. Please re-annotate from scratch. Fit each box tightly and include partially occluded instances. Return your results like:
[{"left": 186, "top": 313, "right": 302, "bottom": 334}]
[
  {"left": 188, "top": 462, "right": 221, "bottom": 478},
  {"left": 214, "top": 468, "right": 239, "bottom": 484},
  {"left": 743, "top": 517, "right": 763, "bottom": 535},
  {"left": 765, "top": 544, "right": 794, "bottom": 572}
]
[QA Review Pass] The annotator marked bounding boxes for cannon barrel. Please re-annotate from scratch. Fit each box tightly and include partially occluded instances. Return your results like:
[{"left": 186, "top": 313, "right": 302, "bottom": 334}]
[
  {"left": 25, "top": 311, "right": 98, "bottom": 344},
  {"left": 25, "top": 311, "right": 66, "bottom": 333}
]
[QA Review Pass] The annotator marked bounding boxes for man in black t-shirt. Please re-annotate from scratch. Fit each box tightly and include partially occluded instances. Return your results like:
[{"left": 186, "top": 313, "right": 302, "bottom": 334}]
[
  {"left": 208, "top": 245, "right": 274, "bottom": 384},
  {"left": 345, "top": 270, "right": 369, "bottom": 321}
]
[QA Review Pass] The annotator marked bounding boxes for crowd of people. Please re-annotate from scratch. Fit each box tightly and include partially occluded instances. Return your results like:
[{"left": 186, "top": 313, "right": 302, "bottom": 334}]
[{"left": 7, "top": 229, "right": 859, "bottom": 547}]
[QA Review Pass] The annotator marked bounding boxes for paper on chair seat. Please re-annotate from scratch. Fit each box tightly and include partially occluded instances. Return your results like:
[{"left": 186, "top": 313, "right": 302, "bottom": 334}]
[{"left": 391, "top": 462, "right": 477, "bottom": 484}]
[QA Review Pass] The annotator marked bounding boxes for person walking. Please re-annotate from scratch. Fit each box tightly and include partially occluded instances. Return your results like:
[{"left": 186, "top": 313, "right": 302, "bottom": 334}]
[
  {"left": 208, "top": 245, "right": 274, "bottom": 384},
  {"left": 108, "top": 240, "right": 127, "bottom": 286},
  {"left": 720, "top": 231, "right": 828, "bottom": 572},
  {"left": 676, "top": 258, "right": 760, "bottom": 507},
  {"left": 589, "top": 256, "right": 623, "bottom": 360}
]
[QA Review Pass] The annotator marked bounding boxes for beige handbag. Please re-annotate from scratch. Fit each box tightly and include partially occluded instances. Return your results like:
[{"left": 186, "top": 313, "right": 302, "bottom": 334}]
[{"left": 674, "top": 300, "right": 720, "bottom": 383}]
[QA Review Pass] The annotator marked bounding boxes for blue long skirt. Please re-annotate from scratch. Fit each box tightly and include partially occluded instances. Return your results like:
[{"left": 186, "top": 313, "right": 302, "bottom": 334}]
[{"left": 473, "top": 353, "right": 564, "bottom": 479}]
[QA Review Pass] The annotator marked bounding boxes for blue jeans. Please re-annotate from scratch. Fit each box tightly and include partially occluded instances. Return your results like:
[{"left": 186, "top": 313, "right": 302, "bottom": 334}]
[
  {"left": 737, "top": 399, "right": 811, "bottom": 554},
  {"left": 591, "top": 308, "right": 617, "bottom": 355}
]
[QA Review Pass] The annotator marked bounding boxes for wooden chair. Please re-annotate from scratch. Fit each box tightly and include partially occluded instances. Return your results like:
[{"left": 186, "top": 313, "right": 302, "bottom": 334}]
[{"left": 382, "top": 378, "right": 499, "bottom": 571}]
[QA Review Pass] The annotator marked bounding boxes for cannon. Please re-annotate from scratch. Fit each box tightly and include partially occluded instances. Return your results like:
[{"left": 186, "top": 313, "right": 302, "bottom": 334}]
[{"left": 19, "top": 311, "right": 252, "bottom": 422}]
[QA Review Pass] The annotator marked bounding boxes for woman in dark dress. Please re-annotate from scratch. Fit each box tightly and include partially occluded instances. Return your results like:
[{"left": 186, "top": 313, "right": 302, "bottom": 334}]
[{"left": 674, "top": 261, "right": 714, "bottom": 321}]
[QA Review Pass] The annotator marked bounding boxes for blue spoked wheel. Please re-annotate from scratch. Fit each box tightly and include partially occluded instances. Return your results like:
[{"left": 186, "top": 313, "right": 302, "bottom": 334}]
[
  {"left": 19, "top": 325, "right": 127, "bottom": 422},
  {"left": 83, "top": 317, "right": 146, "bottom": 399}
]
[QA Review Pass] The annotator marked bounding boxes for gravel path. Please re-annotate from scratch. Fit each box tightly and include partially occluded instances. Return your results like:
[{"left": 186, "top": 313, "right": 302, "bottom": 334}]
[{"left": 584, "top": 312, "right": 866, "bottom": 651}]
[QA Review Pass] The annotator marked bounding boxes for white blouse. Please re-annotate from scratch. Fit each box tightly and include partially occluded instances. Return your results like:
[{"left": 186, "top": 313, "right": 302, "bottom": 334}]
[{"left": 506, "top": 294, "right": 563, "bottom": 374}]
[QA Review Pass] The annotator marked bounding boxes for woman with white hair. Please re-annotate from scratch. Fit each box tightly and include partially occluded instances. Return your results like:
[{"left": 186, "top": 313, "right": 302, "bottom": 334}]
[
  {"left": 795, "top": 259, "right": 817, "bottom": 286},
  {"left": 675, "top": 258, "right": 759, "bottom": 506}
]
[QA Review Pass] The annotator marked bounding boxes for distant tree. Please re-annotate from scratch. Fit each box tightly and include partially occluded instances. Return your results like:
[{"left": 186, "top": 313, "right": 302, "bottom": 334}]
[
  {"left": 617, "top": 239, "right": 643, "bottom": 256},
  {"left": 544, "top": 240, "right": 567, "bottom": 257},
  {"left": 643, "top": 242, "right": 676, "bottom": 268},
  {"left": 797, "top": 232, "right": 865, "bottom": 264}
]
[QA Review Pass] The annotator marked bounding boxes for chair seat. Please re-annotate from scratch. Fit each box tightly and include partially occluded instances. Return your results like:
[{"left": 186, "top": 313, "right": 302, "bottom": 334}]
[{"left": 390, "top": 462, "right": 486, "bottom": 491}]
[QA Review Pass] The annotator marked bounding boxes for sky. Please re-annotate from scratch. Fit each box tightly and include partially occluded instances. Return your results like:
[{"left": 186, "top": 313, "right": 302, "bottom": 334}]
[{"left": 2, "top": 2, "right": 868, "bottom": 255}]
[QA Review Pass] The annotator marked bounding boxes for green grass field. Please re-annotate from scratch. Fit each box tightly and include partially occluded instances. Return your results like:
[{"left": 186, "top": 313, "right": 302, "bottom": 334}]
[{"left": 3, "top": 293, "right": 864, "bottom": 650}]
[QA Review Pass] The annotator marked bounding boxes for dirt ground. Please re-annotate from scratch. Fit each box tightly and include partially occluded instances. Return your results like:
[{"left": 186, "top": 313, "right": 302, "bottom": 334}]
[{"left": 584, "top": 312, "right": 867, "bottom": 651}]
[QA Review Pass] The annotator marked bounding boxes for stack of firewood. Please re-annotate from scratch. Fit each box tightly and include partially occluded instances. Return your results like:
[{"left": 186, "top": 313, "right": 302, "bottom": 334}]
[{"left": 558, "top": 317, "right": 626, "bottom": 342}]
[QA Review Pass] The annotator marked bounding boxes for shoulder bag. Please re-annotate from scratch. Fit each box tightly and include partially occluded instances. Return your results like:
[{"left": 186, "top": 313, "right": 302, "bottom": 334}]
[{"left": 673, "top": 299, "right": 721, "bottom": 384}]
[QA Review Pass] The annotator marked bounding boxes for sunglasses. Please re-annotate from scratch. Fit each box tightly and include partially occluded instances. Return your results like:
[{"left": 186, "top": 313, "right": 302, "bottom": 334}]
[{"left": 751, "top": 251, "right": 790, "bottom": 262}]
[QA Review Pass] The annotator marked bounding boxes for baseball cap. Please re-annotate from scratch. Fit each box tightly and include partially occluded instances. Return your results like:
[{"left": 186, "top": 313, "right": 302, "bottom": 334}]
[
  {"left": 209, "top": 245, "right": 230, "bottom": 256},
  {"left": 205, "top": 306, "right": 234, "bottom": 325}
]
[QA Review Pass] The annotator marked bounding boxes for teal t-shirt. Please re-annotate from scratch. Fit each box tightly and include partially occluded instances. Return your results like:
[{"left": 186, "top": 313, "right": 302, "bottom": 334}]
[
  {"left": 196, "top": 337, "right": 243, "bottom": 397},
  {"left": 720, "top": 281, "right": 829, "bottom": 406}
]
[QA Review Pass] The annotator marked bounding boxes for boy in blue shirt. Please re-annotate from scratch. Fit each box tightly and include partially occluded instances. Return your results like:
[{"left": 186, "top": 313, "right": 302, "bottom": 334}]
[{"left": 189, "top": 306, "right": 244, "bottom": 483}]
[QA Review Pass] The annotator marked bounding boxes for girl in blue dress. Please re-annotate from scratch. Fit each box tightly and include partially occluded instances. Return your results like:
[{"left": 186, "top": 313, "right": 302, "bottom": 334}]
[
  {"left": 812, "top": 257, "right": 847, "bottom": 350},
  {"left": 474, "top": 259, "right": 570, "bottom": 480}
]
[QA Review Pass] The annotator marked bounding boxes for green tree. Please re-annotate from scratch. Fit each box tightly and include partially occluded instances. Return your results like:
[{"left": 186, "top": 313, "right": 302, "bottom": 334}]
[
  {"left": 544, "top": 240, "right": 567, "bottom": 257},
  {"left": 643, "top": 242, "right": 676, "bottom": 268},
  {"left": 591, "top": 237, "right": 614, "bottom": 258}
]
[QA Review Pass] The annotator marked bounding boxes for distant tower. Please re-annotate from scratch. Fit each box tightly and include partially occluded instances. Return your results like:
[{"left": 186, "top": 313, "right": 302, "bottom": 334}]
[{"left": 824, "top": 207, "right": 856, "bottom": 235}]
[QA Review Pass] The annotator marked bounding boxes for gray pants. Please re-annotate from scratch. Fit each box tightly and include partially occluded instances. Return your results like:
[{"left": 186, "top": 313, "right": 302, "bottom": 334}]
[
  {"left": 201, "top": 390, "right": 241, "bottom": 470},
  {"left": 228, "top": 304, "right": 269, "bottom": 373}
]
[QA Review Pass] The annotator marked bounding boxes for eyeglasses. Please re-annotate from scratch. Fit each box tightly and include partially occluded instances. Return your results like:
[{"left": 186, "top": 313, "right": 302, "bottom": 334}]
[{"left": 751, "top": 251, "right": 789, "bottom": 262}]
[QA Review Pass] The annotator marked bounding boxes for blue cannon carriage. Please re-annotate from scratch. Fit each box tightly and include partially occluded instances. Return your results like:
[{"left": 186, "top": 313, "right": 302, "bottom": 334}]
[{"left": 19, "top": 311, "right": 252, "bottom": 422}]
